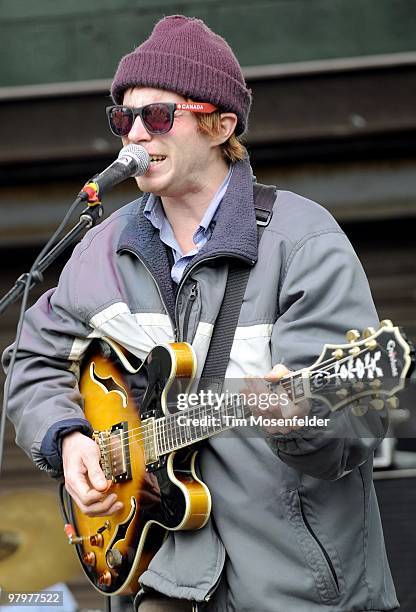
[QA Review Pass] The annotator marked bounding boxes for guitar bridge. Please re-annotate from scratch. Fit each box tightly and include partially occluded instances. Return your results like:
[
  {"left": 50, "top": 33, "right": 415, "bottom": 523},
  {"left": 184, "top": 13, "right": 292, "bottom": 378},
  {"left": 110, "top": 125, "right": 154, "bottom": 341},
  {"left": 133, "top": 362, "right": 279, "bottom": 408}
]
[{"left": 94, "top": 422, "right": 132, "bottom": 483}]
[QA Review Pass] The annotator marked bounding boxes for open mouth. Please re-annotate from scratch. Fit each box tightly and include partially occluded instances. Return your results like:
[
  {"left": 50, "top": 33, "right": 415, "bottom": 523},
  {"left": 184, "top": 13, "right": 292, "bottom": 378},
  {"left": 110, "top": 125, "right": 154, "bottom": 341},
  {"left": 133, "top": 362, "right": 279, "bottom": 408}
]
[{"left": 149, "top": 155, "right": 167, "bottom": 165}]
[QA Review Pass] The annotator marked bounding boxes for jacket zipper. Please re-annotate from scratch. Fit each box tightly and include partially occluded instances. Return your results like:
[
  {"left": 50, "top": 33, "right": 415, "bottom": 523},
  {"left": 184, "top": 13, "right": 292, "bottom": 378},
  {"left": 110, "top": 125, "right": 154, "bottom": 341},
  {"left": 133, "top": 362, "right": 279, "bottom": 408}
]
[
  {"left": 298, "top": 493, "right": 339, "bottom": 590},
  {"left": 182, "top": 283, "right": 198, "bottom": 343},
  {"left": 174, "top": 252, "right": 254, "bottom": 341}
]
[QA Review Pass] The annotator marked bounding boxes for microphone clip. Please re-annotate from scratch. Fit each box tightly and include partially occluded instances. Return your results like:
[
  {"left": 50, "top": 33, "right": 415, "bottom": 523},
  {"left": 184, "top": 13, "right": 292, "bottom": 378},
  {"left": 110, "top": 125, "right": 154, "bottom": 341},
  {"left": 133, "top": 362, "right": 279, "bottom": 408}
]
[{"left": 79, "top": 181, "right": 101, "bottom": 205}]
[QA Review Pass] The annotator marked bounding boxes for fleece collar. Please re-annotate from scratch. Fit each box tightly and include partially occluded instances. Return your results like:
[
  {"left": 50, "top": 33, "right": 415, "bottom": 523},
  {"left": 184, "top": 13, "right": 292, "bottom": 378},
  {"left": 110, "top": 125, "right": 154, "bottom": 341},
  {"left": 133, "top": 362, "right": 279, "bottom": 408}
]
[{"left": 117, "top": 158, "right": 258, "bottom": 320}]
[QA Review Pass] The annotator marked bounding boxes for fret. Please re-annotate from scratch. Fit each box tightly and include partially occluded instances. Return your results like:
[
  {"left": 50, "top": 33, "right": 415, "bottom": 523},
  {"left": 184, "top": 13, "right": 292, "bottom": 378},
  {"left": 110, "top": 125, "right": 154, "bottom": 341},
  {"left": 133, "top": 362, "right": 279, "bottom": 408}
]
[
  {"left": 290, "top": 373, "right": 306, "bottom": 402},
  {"left": 163, "top": 415, "right": 170, "bottom": 452},
  {"left": 168, "top": 415, "right": 174, "bottom": 452},
  {"left": 178, "top": 413, "right": 185, "bottom": 446},
  {"left": 163, "top": 417, "right": 168, "bottom": 453},
  {"left": 184, "top": 417, "right": 192, "bottom": 443},
  {"left": 201, "top": 405, "right": 208, "bottom": 438},
  {"left": 155, "top": 419, "right": 161, "bottom": 455},
  {"left": 290, "top": 377, "right": 295, "bottom": 403},
  {"left": 158, "top": 417, "right": 165, "bottom": 454}
]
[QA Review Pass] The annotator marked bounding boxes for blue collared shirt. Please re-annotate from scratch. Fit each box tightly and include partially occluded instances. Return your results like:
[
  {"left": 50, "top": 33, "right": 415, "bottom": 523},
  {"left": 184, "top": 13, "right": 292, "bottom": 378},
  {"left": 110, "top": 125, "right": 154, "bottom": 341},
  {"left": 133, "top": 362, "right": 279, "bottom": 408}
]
[{"left": 143, "top": 166, "right": 233, "bottom": 283}]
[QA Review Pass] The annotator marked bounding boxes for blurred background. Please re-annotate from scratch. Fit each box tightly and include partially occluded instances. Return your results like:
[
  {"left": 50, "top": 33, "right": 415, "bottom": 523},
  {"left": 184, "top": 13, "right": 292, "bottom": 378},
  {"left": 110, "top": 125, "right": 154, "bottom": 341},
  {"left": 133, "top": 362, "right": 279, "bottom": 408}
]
[{"left": 0, "top": 0, "right": 415, "bottom": 610}]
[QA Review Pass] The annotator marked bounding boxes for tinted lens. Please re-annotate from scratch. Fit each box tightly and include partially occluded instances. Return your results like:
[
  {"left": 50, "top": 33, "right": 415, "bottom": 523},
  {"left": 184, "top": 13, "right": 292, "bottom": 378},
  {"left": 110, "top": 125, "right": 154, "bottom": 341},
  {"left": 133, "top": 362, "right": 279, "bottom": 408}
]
[
  {"left": 142, "top": 103, "right": 173, "bottom": 134},
  {"left": 109, "top": 107, "right": 134, "bottom": 136}
]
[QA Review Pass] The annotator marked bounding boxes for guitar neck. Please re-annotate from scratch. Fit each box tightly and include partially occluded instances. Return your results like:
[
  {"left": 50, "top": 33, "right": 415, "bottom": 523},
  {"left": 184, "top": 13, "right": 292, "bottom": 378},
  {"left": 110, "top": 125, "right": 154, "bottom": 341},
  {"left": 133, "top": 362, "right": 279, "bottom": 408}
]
[
  {"left": 148, "top": 322, "right": 413, "bottom": 459},
  {"left": 155, "top": 376, "right": 303, "bottom": 456}
]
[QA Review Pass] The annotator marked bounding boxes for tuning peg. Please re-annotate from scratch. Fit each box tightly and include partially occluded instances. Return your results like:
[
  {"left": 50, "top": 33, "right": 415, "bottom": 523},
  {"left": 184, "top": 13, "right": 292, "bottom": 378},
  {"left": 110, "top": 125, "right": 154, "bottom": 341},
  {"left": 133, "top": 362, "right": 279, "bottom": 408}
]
[
  {"left": 365, "top": 339, "right": 378, "bottom": 351},
  {"left": 346, "top": 329, "right": 360, "bottom": 342},
  {"left": 336, "top": 388, "right": 349, "bottom": 398},
  {"left": 332, "top": 348, "right": 344, "bottom": 359},
  {"left": 349, "top": 346, "right": 361, "bottom": 356},
  {"left": 380, "top": 319, "right": 394, "bottom": 328},
  {"left": 363, "top": 327, "right": 376, "bottom": 338},
  {"left": 369, "top": 399, "right": 385, "bottom": 411},
  {"left": 369, "top": 379, "right": 382, "bottom": 390},
  {"left": 352, "top": 404, "right": 368, "bottom": 417},
  {"left": 353, "top": 382, "right": 365, "bottom": 391},
  {"left": 386, "top": 396, "right": 399, "bottom": 410}
]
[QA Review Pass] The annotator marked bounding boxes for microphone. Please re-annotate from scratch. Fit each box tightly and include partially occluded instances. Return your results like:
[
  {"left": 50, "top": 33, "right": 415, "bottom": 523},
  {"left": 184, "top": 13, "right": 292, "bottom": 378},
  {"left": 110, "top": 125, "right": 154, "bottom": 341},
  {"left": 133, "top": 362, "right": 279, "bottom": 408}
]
[{"left": 80, "top": 144, "right": 150, "bottom": 203}]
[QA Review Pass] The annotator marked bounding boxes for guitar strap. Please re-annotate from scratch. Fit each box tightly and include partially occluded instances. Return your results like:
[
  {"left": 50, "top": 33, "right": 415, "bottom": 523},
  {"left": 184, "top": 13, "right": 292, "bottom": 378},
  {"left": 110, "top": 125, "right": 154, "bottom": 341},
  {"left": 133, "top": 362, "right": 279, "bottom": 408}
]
[{"left": 198, "top": 182, "right": 277, "bottom": 393}]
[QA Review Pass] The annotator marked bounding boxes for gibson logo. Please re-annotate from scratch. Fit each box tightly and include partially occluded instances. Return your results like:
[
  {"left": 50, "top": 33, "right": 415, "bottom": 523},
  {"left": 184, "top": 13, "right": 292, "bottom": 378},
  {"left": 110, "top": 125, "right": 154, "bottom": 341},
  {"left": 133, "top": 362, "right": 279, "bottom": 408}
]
[
  {"left": 387, "top": 339, "right": 398, "bottom": 376},
  {"left": 177, "top": 103, "right": 204, "bottom": 110}
]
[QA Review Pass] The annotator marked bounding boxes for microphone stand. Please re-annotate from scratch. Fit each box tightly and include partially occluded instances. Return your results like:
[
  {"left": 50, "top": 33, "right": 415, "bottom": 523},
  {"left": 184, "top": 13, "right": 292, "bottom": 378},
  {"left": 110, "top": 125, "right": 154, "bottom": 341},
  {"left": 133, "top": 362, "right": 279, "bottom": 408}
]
[
  {"left": 0, "top": 200, "right": 103, "bottom": 315},
  {"left": 0, "top": 192, "right": 104, "bottom": 476}
]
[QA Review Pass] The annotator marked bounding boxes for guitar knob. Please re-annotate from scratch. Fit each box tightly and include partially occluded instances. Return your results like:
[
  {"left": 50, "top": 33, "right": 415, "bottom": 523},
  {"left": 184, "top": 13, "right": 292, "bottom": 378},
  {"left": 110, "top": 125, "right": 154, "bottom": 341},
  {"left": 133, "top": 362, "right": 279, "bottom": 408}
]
[
  {"left": 82, "top": 552, "right": 96, "bottom": 567},
  {"left": 106, "top": 548, "right": 124, "bottom": 569},
  {"left": 386, "top": 397, "right": 399, "bottom": 409},
  {"left": 90, "top": 533, "right": 104, "bottom": 547},
  {"left": 332, "top": 348, "right": 344, "bottom": 360},
  {"left": 369, "top": 399, "right": 385, "bottom": 411},
  {"left": 98, "top": 570, "right": 112, "bottom": 587},
  {"left": 352, "top": 404, "right": 368, "bottom": 417},
  {"left": 346, "top": 329, "right": 360, "bottom": 342}
]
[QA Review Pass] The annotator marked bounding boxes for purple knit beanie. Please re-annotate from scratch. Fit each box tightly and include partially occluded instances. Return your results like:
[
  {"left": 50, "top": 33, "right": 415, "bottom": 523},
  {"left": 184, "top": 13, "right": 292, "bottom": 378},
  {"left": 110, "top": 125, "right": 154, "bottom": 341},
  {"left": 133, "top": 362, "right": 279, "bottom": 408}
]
[{"left": 111, "top": 15, "right": 252, "bottom": 136}]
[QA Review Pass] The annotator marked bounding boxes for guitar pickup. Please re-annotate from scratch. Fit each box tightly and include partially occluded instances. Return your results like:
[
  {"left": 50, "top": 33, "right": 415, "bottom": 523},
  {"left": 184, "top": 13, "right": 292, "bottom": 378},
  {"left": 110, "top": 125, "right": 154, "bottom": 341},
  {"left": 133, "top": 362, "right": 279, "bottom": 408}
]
[
  {"left": 141, "top": 417, "right": 159, "bottom": 467},
  {"left": 94, "top": 422, "right": 132, "bottom": 483}
]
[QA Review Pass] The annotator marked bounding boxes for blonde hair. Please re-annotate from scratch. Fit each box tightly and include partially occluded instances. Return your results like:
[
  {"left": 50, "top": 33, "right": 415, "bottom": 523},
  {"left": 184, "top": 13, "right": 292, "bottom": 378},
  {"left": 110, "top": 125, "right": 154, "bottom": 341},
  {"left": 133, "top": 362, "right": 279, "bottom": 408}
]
[{"left": 194, "top": 111, "right": 247, "bottom": 164}]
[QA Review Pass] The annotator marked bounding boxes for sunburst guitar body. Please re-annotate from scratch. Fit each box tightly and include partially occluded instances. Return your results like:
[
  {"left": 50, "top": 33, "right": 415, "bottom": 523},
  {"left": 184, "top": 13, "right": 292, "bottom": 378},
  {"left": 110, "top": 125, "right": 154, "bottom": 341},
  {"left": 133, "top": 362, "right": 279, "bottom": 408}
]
[{"left": 62, "top": 339, "right": 210, "bottom": 595}]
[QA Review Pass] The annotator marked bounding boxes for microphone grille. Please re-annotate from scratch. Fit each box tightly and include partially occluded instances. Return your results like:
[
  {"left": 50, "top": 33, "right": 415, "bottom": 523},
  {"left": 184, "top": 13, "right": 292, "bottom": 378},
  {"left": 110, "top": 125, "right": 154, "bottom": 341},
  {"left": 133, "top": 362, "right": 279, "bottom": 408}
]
[{"left": 118, "top": 144, "right": 150, "bottom": 176}]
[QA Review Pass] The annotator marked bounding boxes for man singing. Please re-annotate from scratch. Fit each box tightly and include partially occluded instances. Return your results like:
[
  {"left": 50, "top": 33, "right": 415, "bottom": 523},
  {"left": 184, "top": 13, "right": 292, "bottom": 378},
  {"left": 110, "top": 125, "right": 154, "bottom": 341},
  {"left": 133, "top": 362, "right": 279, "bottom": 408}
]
[{"left": 3, "top": 15, "right": 398, "bottom": 612}]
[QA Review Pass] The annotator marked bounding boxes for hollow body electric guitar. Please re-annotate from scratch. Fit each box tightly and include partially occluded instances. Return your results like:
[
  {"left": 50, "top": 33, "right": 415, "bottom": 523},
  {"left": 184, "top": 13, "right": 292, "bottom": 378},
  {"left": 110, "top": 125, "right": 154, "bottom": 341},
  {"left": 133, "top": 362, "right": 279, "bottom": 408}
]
[{"left": 61, "top": 320, "right": 414, "bottom": 595}]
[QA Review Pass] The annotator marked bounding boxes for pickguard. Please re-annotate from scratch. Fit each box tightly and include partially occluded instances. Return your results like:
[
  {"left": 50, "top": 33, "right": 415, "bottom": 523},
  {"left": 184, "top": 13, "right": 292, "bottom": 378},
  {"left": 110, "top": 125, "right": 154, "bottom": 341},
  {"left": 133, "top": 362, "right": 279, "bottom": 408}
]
[
  {"left": 107, "top": 497, "right": 137, "bottom": 550},
  {"left": 90, "top": 362, "right": 128, "bottom": 408}
]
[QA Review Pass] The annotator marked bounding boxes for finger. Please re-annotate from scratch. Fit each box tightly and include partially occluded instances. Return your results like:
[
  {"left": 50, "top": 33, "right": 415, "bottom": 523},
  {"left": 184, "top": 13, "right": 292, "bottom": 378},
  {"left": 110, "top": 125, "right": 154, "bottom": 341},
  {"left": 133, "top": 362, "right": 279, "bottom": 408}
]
[
  {"left": 65, "top": 459, "right": 111, "bottom": 504},
  {"left": 65, "top": 478, "right": 111, "bottom": 507},
  {"left": 82, "top": 449, "right": 109, "bottom": 491},
  {"left": 264, "top": 363, "right": 291, "bottom": 382},
  {"left": 81, "top": 496, "right": 124, "bottom": 518}
]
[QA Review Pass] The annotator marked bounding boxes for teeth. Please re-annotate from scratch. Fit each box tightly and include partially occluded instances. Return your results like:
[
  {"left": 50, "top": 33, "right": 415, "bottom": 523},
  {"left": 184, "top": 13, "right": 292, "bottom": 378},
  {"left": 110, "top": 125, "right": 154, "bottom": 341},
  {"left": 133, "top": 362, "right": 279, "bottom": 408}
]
[{"left": 150, "top": 155, "right": 166, "bottom": 162}]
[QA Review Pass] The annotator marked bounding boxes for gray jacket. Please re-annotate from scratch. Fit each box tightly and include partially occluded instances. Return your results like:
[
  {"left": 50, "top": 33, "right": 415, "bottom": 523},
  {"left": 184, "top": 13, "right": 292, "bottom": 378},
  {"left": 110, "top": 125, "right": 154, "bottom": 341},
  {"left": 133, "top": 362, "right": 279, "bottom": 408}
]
[{"left": 3, "top": 159, "right": 398, "bottom": 611}]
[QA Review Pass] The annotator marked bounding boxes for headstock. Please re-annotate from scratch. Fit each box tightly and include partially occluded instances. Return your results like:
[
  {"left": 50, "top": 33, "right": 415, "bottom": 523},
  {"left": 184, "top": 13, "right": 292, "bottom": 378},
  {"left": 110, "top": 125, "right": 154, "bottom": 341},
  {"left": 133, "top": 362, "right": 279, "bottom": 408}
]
[{"left": 298, "top": 320, "right": 414, "bottom": 414}]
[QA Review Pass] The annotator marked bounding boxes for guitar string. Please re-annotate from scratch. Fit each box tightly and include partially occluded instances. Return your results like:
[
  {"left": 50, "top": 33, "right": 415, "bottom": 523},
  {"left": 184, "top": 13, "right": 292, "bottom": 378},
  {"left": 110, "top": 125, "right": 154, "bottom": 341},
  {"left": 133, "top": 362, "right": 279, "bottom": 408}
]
[
  {"left": 98, "top": 344, "right": 377, "bottom": 453},
  {"left": 119, "top": 392, "right": 297, "bottom": 474},
  {"left": 114, "top": 398, "right": 257, "bottom": 474},
  {"left": 98, "top": 345, "right": 375, "bottom": 454}
]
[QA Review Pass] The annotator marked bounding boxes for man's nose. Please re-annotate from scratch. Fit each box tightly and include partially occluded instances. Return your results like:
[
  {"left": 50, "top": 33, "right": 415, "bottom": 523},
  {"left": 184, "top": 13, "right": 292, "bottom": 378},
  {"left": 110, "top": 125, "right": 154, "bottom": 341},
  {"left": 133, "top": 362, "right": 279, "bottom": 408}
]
[{"left": 126, "top": 115, "right": 152, "bottom": 143}]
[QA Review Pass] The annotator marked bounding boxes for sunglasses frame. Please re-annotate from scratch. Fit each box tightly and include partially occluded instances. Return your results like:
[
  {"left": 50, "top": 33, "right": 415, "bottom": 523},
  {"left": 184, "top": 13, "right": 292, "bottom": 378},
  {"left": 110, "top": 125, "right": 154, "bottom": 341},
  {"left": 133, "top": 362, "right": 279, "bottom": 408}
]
[{"left": 106, "top": 102, "right": 218, "bottom": 137}]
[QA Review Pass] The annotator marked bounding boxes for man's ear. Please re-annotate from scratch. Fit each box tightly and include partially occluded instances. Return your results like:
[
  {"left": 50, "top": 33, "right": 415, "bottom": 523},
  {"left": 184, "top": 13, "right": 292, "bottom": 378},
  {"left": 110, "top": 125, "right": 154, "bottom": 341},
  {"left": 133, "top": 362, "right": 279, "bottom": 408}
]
[{"left": 214, "top": 113, "right": 238, "bottom": 145}]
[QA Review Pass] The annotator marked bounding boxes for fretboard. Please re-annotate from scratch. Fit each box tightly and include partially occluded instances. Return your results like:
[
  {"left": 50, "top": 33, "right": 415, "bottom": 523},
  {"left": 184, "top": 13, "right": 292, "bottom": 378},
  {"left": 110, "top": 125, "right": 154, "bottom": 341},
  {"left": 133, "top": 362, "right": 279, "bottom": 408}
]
[{"left": 155, "top": 374, "right": 306, "bottom": 456}]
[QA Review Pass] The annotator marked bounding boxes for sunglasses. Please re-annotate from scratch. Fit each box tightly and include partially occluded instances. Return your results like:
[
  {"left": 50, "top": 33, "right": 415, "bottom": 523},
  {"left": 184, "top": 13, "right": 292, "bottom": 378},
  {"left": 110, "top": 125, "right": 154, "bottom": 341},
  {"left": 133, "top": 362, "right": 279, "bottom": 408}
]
[{"left": 106, "top": 102, "right": 218, "bottom": 137}]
